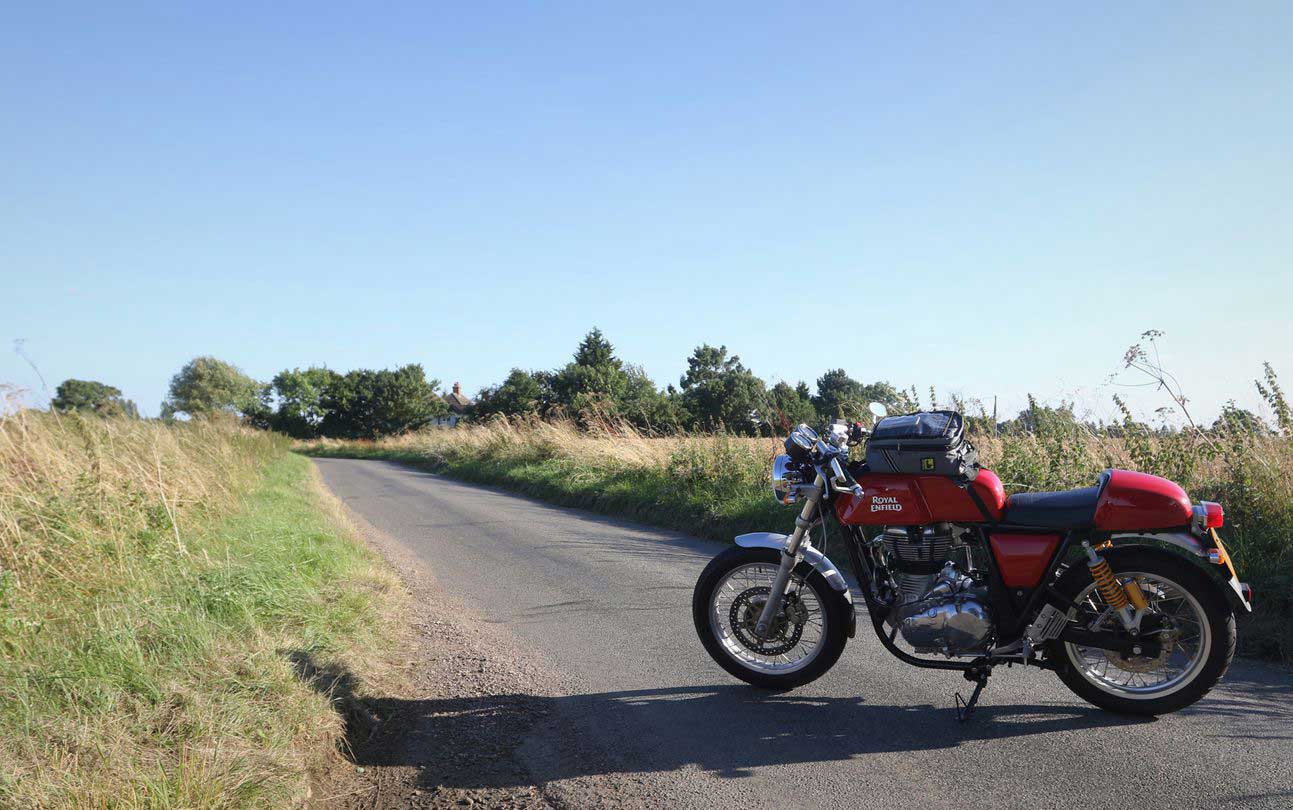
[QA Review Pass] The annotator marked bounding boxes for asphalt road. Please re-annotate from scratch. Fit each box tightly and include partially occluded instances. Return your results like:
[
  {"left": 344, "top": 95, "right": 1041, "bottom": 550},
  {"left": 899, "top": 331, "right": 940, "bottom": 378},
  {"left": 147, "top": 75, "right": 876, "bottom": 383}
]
[{"left": 315, "top": 458, "right": 1293, "bottom": 810}]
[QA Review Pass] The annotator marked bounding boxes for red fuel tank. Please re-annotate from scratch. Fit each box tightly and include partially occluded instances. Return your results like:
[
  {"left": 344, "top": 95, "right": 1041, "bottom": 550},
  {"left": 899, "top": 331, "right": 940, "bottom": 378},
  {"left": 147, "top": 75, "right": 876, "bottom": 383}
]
[
  {"left": 1093, "top": 469, "right": 1192, "bottom": 530},
  {"left": 835, "top": 469, "right": 1006, "bottom": 526}
]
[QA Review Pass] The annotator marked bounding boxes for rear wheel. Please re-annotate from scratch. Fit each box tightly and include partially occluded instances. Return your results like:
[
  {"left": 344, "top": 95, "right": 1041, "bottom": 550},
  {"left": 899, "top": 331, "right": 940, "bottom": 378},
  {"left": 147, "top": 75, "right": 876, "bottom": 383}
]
[
  {"left": 692, "top": 546, "right": 850, "bottom": 690},
  {"left": 1048, "top": 547, "right": 1236, "bottom": 715}
]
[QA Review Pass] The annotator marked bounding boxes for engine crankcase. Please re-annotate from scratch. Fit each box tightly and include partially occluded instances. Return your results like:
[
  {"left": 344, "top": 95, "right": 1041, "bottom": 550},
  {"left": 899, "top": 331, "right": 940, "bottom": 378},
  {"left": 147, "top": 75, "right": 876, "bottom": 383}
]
[{"left": 896, "top": 593, "right": 993, "bottom": 655}]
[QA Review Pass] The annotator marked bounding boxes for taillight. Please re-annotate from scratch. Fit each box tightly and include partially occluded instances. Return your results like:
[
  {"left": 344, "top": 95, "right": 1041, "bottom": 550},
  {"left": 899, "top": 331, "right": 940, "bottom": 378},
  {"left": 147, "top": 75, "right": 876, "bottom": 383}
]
[
  {"left": 1204, "top": 502, "right": 1224, "bottom": 529},
  {"left": 1192, "top": 501, "right": 1224, "bottom": 534}
]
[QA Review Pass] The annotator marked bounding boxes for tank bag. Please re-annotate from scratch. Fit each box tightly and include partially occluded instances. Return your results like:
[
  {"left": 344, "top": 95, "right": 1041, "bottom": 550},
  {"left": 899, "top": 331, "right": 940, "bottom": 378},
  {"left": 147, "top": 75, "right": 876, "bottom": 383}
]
[{"left": 864, "top": 410, "right": 980, "bottom": 482}]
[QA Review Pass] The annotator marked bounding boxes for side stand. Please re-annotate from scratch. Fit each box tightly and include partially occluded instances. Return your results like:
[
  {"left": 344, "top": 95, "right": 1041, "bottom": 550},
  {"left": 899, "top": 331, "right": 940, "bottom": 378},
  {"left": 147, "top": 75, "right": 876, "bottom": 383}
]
[{"left": 955, "top": 665, "right": 991, "bottom": 722}]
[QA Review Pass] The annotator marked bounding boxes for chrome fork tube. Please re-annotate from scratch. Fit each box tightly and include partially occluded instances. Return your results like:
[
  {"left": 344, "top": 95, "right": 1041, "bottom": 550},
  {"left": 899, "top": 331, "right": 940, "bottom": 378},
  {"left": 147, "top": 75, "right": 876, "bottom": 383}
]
[{"left": 754, "top": 473, "right": 824, "bottom": 638}]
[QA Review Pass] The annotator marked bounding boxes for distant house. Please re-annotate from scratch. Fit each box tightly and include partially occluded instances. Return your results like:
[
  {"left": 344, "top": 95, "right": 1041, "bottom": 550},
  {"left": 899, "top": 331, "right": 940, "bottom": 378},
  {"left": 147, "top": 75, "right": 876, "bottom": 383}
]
[{"left": 433, "top": 382, "right": 472, "bottom": 427}]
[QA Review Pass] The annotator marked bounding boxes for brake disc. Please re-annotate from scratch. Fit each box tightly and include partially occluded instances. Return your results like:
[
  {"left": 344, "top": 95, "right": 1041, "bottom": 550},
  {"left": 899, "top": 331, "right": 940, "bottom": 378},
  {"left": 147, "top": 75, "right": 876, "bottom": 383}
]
[
  {"left": 730, "top": 587, "right": 804, "bottom": 656},
  {"left": 1104, "top": 617, "right": 1177, "bottom": 674}
]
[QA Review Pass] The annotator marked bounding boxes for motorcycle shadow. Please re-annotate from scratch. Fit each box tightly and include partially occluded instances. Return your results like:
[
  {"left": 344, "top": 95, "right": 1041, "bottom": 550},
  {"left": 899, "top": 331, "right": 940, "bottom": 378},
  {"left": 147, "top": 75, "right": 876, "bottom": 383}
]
[
  {"left": 289, "top": 650, "right": 1154, "bottom": 791},
  {"left": 512, "top": 684, "right": 1154, "bottom": 782}
]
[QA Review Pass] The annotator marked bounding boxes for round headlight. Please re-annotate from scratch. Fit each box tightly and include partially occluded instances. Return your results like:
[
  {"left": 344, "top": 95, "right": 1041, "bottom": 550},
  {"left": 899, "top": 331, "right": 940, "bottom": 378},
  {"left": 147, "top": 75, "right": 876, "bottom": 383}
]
[{"left": 772, "top": 454, "right": 800, "bottom": 505}]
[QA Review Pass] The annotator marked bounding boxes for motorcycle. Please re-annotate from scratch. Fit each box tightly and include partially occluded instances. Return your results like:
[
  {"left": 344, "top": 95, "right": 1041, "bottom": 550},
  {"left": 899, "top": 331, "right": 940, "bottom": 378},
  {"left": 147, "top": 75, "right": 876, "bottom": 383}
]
[{"left": 692, "top": 407, "right": 1253, "bottom": 719}]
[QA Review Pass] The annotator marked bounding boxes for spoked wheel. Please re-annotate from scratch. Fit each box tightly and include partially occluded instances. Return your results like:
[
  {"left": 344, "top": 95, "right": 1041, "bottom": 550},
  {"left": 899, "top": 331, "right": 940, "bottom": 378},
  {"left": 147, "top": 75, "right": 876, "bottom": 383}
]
[
  {"left": 693, "top": 546, "right": 850, "bottom": 689},
  {"left": 1048, "top": 547, "right": 1236, "bottom": 715}
]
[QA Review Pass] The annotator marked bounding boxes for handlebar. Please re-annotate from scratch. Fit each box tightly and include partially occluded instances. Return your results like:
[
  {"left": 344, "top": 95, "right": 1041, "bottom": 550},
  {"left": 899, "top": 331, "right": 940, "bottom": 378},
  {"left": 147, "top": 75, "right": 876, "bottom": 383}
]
[{"left": 828, "top": 456, "right": 864, "bottom": 498}]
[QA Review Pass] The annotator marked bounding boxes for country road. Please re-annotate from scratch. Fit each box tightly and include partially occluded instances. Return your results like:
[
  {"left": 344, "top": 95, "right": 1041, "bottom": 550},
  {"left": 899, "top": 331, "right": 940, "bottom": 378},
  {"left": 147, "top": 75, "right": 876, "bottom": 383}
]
[{"left": 314, "top": 458, "right": 1293, "bottom": 809}]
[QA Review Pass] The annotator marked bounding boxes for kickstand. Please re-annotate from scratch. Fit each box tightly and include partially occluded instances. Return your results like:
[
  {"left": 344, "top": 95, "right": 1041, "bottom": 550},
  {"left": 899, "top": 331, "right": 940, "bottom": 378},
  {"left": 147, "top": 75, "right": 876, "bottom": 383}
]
[{"left": 955, "top": 666, "right": 991, "bottom": 723}]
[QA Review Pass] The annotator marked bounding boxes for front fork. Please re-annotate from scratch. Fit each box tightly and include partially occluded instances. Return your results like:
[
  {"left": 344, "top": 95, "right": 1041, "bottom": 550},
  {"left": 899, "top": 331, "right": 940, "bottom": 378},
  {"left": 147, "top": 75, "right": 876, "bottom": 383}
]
[{"left": 753, "top": 473, "right": 825, "bottom": 637}]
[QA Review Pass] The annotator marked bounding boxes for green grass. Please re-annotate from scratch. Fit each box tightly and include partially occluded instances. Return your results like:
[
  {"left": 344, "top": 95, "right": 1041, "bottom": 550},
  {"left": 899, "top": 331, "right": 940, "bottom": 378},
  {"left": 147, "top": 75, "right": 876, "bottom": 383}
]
[{"left": 0, "top": 414, "right": 399, "bottom": 808}]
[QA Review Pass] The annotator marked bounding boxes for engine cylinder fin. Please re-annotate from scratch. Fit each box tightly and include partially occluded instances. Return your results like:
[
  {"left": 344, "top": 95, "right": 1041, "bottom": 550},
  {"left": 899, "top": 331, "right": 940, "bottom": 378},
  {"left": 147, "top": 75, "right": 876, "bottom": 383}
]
[{"left": 882, "top": 524, "right": 954, "bottom": 576}]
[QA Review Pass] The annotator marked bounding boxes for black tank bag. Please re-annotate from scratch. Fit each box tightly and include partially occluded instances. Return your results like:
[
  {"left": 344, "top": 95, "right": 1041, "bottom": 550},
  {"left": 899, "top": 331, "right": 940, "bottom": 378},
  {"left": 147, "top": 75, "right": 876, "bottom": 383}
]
[{"left": 864, "top": 410, "right": 980, "bottom": 482}]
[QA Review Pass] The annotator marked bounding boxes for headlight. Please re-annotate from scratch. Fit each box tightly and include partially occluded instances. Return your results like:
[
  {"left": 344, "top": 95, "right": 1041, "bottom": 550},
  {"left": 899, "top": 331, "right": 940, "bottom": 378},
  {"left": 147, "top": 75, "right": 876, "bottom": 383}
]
[{"left": 772, "top": 454, "right": 802, "bottom": 505}]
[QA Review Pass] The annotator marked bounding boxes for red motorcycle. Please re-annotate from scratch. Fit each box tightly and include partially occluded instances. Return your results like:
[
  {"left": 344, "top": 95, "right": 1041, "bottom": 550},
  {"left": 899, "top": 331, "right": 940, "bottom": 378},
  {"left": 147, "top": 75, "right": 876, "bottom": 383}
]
[{"left": 692, "top": 408, "right": 1252, "bottom": 719}]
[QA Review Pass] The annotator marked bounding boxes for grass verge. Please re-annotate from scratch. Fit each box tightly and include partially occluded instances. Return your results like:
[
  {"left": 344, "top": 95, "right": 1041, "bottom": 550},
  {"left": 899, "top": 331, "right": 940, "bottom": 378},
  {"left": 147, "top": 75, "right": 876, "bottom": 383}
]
[{"left": 0, "top": 413, "right": 401, "bottom": 808}]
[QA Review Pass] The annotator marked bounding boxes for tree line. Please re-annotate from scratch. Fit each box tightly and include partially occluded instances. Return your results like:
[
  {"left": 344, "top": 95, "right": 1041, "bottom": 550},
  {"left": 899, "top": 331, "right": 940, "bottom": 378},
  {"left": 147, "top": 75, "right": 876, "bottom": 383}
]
[
  {"left": 470, "top": 328, "right": 923, "bottom": 435},
  {"left": 46, "top": 327, "right": 1289, "bottom": 440},
  {"left": 52, "top": 358, "right": 448, "bottom": 439}
]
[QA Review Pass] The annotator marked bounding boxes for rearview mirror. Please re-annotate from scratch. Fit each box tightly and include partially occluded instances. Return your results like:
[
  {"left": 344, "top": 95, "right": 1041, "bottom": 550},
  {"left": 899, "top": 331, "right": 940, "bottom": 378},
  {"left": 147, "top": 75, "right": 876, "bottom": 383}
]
[{"left": 868, "top": 402, "right": 888, "bottom": 419}]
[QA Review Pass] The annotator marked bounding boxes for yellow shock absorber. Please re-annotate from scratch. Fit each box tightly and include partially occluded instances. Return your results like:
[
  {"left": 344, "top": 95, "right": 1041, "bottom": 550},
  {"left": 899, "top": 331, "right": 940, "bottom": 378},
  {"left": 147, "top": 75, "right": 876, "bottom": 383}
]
[
  {"left": 1124, "top": 577, "right": 1149, "bottom": 611},
  {"left": 1082, "top": 542, "right": 1130, "bottom": 611}
]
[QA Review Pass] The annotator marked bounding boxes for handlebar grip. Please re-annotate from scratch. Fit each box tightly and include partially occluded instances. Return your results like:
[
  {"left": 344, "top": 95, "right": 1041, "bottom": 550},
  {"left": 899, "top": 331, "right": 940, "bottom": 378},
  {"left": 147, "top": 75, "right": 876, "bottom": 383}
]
[{"left": 827, "top": 457, "right": 862, "bottom": 497}]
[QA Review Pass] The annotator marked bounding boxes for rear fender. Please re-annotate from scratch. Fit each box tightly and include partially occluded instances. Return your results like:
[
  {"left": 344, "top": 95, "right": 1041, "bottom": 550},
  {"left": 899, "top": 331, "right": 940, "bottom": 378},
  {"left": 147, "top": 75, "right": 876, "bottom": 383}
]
[{"left": 1110, "top": 531, "right": 1252, "bottom": 612}]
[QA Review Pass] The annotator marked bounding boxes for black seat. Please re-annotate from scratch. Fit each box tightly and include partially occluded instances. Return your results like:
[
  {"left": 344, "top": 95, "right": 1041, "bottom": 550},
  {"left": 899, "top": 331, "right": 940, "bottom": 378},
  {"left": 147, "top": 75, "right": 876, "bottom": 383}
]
[{"left": 1002, "top": 485, "right": 1101, "bottom": 529}]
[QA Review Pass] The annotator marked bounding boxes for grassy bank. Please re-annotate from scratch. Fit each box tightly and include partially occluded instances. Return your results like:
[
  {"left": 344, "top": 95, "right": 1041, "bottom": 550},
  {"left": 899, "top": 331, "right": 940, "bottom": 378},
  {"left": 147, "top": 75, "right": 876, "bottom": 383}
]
[
  {"left": 301, "top": 418, "right": 1293, "bottom": 662},
  {"left": 0, "top": 412, "right": 400, "bottom": 807}
]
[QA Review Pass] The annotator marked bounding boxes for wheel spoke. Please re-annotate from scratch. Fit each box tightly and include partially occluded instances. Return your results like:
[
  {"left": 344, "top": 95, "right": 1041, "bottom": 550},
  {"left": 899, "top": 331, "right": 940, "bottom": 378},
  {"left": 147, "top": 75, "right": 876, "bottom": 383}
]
[
  {"left": 710, "top": 561, "right": 829, "bottom": 675},
  {"left": 1064, "top": 570, "right": 1211, "bottom": 699}
]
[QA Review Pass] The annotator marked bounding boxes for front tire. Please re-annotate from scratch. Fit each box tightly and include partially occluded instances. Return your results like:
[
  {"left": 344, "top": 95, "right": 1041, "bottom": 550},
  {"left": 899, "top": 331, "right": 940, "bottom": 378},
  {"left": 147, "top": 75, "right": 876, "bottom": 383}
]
[
  {"left": 692, "top": 546, "right": 850, "bottom": 690},
  {"left": 1048, "top": 547, "right": 1236, "bottom": 716}
]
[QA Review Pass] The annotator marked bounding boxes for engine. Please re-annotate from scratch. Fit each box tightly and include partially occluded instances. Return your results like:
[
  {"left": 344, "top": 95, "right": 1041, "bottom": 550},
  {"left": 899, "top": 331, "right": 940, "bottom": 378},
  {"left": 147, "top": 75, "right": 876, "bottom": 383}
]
[{"left": 880, "top": 524, "right": 994, "bottom": 656}]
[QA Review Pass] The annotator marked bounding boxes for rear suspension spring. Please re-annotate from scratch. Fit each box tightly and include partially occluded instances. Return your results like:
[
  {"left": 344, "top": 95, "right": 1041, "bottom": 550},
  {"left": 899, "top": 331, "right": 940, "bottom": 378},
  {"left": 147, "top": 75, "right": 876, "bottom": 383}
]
[{"left": 1084, "top": 543, "right": 1129, "bottom": 611}]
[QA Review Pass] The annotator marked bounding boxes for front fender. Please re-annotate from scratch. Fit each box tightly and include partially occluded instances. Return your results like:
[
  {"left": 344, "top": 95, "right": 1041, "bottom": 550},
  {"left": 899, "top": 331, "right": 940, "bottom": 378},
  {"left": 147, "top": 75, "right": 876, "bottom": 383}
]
[
  {"left": 734, "top": 532, "right": 852, "bottom": 600},
  {"left": 1111, "top": 531, "right": 1252, "bottom": 612},
  {"left": 734, "top": 532, "right": 856, "bottom": 638}
]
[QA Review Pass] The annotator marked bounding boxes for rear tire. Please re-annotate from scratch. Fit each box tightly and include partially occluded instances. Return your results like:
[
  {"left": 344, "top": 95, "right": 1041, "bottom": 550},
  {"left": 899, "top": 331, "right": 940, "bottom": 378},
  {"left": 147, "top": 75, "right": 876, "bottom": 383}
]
[
  {"left": 693, "top": 546, "right": 850, "bottom": 690},
  {"left": 1048, "top": 547, "right": 1236, "bottom": 716}
]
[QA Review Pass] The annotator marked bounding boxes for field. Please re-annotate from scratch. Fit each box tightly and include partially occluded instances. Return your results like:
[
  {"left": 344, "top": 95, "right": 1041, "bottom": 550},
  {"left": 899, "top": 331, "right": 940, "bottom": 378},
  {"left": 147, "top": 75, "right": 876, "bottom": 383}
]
[
  {"left": 0, "top": 411, "right": 402, "bottom": 807},
  {"left": 303, "top": 417, "right": 1293, "bottom": 662}
]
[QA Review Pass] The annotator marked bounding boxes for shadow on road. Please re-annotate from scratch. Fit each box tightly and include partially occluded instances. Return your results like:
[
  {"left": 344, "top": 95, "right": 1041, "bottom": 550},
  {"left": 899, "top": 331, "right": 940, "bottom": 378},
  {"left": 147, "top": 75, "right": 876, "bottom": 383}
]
[{"left": 287, "top": 649, "right": 1265, "bottom": 794}]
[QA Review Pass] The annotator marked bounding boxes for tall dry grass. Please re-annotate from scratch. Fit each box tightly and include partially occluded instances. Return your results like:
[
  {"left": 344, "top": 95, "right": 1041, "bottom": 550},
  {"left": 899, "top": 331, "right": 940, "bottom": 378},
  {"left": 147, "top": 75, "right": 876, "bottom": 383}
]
[{"left": 0, "top": 410, "right": 397, "bottom": 807}]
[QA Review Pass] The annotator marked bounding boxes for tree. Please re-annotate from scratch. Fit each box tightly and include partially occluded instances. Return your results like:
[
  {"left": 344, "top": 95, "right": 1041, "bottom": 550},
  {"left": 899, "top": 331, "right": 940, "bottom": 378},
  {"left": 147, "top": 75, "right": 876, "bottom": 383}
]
[
  {"left": 549, "top": 328, "right": 629, "bottom": 416},
  {"left": 51, "top": 378, "right": 138, "bottom": 418},
  {"left": 859, "top": 381, "right": 917, "bottom": 416},
  {"left": 678, "top": 345, "right": 767, "bottom": 434},
  {"left": 161, "top": 357, "right": 262, "bottom": 419},
  {"left": 265, "top": 367, "right": 340, "bottom": 438},
  {"left": 811, "top": 369, "right": 864, "bottom": 420},
  {"left": 768, "top": 381, "right": 817, "bottom": 432},
  {"left": 473, "top": 369, "right": 549, "bottom": 419},
  {"left": 318, "top": 364, "right": 446, "bottom": 439},
  {"left": 619, "top": 364, "right": 684, "bottom": 432},
  {"left": 811, "top": 370, "right": 914, "bottom": 421}
]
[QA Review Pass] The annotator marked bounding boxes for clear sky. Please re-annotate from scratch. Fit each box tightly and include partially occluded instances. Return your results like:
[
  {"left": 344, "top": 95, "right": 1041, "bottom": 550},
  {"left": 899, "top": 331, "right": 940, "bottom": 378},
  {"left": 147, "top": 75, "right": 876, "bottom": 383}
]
[{"left": 3, "top": 2, "right": 1290, "bottom": 424}]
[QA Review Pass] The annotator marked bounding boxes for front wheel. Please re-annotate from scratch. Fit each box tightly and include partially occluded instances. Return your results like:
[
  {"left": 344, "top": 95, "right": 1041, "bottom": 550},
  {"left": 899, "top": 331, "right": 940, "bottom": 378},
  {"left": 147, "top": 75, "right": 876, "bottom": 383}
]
[
  {"left": 692, "top": 546, "right": 850, "bottom": 690},
  {"left": 1047, "top": 546, "right": 1236, "bottom": 716}
]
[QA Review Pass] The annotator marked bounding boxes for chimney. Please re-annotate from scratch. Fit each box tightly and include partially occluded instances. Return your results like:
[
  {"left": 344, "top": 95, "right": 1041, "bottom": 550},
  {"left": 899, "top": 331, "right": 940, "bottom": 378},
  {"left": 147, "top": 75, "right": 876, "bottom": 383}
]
[{"left": 453, "top": 382, "right": 461, "bottom": 396}]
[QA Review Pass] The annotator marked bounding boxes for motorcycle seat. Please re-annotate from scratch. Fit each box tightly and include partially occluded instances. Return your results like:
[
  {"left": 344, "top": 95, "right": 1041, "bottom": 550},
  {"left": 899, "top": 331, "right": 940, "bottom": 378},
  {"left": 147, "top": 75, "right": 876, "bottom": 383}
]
[{"left": 1002, "top": 485, "right": 1101, "bottom": 528}]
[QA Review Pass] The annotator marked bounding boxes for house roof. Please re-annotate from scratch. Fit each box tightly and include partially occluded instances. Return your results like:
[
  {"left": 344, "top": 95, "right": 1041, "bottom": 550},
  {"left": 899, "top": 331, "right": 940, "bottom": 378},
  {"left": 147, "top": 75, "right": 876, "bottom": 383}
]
[{"left": 444, "top": 382, "right": 473, "bottom": 413}]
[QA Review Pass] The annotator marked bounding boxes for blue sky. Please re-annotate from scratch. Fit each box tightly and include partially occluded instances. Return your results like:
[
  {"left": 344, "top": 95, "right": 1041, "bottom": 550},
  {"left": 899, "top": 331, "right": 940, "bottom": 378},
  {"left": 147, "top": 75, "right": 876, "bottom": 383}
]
[{"left": 3, "top": 2, "right": 1290, "bottom": 423}]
